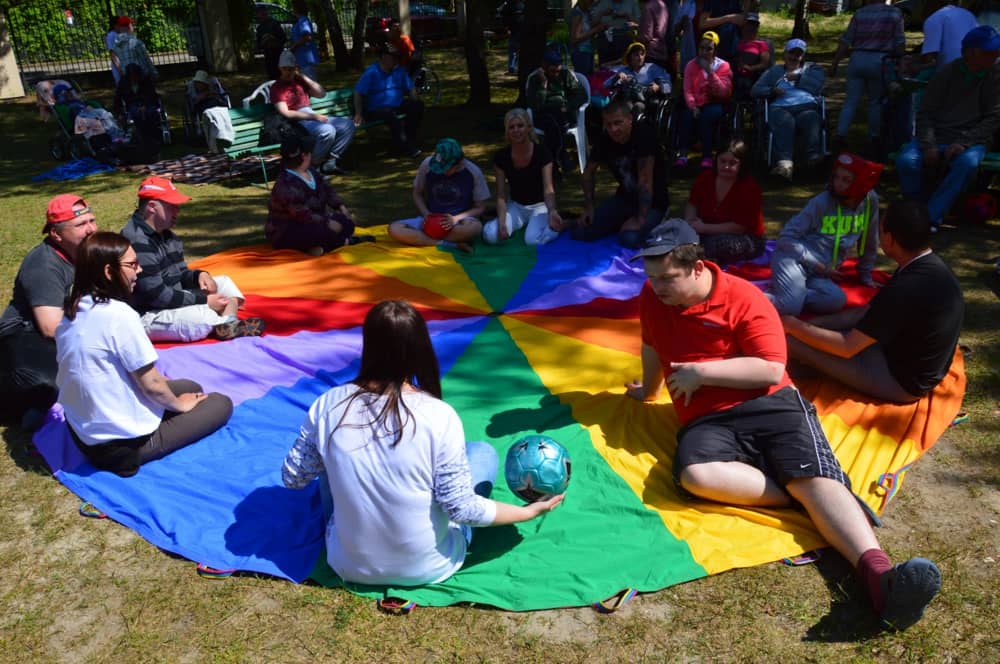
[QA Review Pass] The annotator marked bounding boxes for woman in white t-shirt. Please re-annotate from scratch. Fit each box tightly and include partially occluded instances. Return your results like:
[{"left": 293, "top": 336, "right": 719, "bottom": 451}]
[
  {"left": 55, "top": 232, "right": 233, "bottom": 478},
  {"left": 282, "top": 300, "right": 563, "bottom": 587}
]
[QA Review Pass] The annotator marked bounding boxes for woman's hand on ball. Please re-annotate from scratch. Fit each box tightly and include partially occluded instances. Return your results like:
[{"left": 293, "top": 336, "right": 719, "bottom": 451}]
[{"left": 529, "top": 493, "right": 564, "bottom": 517}]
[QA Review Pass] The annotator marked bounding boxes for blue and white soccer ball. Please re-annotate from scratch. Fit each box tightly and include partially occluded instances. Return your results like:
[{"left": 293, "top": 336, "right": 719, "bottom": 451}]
[{"left": 504, "top": 435, "right": 572, "bottom": 503}]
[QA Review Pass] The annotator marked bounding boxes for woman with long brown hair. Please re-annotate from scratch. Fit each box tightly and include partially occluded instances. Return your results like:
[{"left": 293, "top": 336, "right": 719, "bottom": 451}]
[
  {"left": 282, "top": 300, "right": 562, "bottom": 586},
  {"left": 55, "top": 232, "right": 232, "bottom": 477}
]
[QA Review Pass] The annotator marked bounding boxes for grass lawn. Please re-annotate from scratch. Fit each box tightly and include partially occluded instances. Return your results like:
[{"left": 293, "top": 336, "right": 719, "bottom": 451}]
[{"left": 1, "top": 14, "right": 998, "bottom": 662}]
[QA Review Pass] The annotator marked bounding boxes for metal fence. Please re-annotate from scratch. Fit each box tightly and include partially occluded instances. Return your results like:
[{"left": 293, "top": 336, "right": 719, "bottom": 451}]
[{"left": 7, "top": 1, "right": 202, "bottom": 83}]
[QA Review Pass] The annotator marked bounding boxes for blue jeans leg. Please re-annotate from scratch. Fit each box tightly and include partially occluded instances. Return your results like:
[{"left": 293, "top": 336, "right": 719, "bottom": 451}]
[
  {"left": 768, "top": 106, "right": 795, "bottom": 163},
  {"left": 300, "top": 116, "right": 356, "bottom": 162},
  {"left": 804, "top": 275, "right": 847, "bottom": 314},
  {"left": 768, "top": 250, "right": 808, "bottom": 315},
  {"left": 462, "top": 440, "right": 498, "bottom": 544},
  {"left": 927, "top": 144, "right": 985, "bottom": 224},
  {"left": 895, "top": 139, "right": 923, "bottom": 197}
]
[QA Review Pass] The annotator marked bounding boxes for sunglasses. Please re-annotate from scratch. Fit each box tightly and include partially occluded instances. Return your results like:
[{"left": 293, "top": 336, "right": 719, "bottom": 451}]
[{"left": 120, "top": 260, "right": 141, "bottom": 270}]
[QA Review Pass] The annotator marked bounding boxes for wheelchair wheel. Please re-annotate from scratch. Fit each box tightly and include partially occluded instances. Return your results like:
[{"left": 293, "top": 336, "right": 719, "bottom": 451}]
[
  {"left": 416, "top": 67, "right": 441, "bottom": 107},
  {"left": 68, "top": 135, "right": 94, "bottom": 160},
  {"left": 49, "top": 137, "right": 68, "bottom": 161},
  {"left": 653, "top": 100, "right": 674, "bottom": 158}
]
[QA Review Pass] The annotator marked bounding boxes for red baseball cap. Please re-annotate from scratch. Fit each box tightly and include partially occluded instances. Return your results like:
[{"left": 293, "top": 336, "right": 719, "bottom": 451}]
[
  {"left": 116, "top": 15, "right": 133, "bottom": 27},
  {"left": 137, "top": 176, "right": 192, "bottom": 205},
  {"left": 43, "top": 194, "right": 91, "bottom": 234}
]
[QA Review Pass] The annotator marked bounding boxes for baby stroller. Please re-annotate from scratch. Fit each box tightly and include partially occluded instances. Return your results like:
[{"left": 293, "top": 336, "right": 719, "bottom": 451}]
[
  {"left": 182, "top": 71, "right": 233, "bottom": 152},
  {"left": 36, "top": 78, "right": 124, "bottom": 162},
  {"left": 115, "top": 63, "right": 172, "bottom": 148}
]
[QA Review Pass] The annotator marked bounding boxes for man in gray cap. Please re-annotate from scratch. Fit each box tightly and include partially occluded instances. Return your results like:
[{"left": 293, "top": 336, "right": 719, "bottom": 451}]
[{"left": 626, "top": 218, "right": 942, "bottom": 631}]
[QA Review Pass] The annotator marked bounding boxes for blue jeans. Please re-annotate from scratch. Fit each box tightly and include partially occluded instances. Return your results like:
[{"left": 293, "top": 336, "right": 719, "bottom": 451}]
[
  {"left": 896, "top": 140, "right": 986, "bottom": 225},
  {"left": 677, "top": 103, "right": 724, "bottom": 159},
  {"left": 299, "top": 112, "right": 356, "bottom": 163},
  {"left": 768, "top": 102, "right": 821, "bottom": 163},
  {"left": 318, "top": 440, "right": 497, "bottom": 544},
  {"left": 836, "top": 50, "right": 886, "bottom": 139},
  {"left": 571, "top": 193, "right": 664, "bottom": 248},
  {"left": 768, "top": 249, "right": 847, "bottom": 316}
]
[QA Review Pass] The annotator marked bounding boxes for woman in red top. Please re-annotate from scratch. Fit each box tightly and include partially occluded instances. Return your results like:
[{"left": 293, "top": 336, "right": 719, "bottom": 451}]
[{"left": 684, "top": 139, "right": 766, "bottom": 265}]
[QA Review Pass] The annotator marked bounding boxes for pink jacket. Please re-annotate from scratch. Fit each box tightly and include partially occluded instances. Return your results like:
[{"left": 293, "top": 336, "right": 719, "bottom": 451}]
[{"left": 683, "top": 57, "right": 733, "bottom": 109}]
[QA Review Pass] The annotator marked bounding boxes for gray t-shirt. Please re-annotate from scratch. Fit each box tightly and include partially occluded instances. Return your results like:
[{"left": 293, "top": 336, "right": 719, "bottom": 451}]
[{"left": 0, "top": 241, "right": 74, "bottom": 337}]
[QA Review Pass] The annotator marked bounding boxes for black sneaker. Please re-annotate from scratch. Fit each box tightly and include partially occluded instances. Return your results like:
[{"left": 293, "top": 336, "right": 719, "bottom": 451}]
[{"left": 321, "top": 158, "right": 349, "bottom": 176}]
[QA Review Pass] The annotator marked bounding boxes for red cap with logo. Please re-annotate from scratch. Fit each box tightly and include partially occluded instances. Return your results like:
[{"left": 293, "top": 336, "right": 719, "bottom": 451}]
[
  {"left": 832, "top": 152, "right": 884, "bottom": 202},
  {"left": 137, "top": 176, "right": 192, "bottom": 205},
  {"left": 116, "top": 15, "right": 133, "bottom": 27},
  {"left": 43, "top": 194, "right": 91, "bottom": 234}
]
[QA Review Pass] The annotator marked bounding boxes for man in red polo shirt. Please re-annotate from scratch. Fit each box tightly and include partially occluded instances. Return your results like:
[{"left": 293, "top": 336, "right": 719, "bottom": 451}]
[{"left": 626, "top": 219, "right": 941, "bottom": 631}]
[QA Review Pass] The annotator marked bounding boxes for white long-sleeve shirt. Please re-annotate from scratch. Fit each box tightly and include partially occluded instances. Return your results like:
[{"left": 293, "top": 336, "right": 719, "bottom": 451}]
[{"left": 282, "top": 384, "right": 495, "bottom": 586}]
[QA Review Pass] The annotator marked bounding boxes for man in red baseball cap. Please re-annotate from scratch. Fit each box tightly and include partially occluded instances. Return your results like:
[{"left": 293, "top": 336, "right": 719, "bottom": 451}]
[
  {"left": 120, "top": 176, "right": 262, "bottom": 342},
  {"left": 1, "top": 194, "right": 97, "bottom": 429}
]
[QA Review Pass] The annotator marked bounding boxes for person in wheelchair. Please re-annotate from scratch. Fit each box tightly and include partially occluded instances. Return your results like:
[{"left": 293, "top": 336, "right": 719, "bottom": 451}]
[
  {"left": 732, "top": 12, "right": 771, "bottom": 101},
  {"left": 114, "top": 63, "right": 165, "bottom": 145},
  {"left": 751, "top": 39, "right": 825, "bottom": 182},
  {"left": 676, "top": 31, "right": 733, "bottom": 170},
  {"left": 604, "top": 42, "right": 670, "bottom": 120}
]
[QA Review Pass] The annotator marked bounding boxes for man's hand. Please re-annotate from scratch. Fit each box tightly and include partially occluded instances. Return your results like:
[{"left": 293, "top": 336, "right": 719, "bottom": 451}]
[
  {"left": 548, "top": 209, "right": 564, "bottom": 231},
  {"left": 327, "top": 218, "right": 343, "bottom": 234},
  {"left": 198, "top": 272, "right": 218, "bottom": 293},
  {"left": 625, "top": 380, "right": 650, "bottom": 401},
  {"left": 498, "top": 219, "right": 510, "bottom": 241},
  {"left": 173, "top": 392, "right": 207, "bottom": 413},
  {"left": 312, "top": 113, "right": 328, "bottom": 123},
  {"left": 688, "top": 218, "right": 708, "bottom": 234},
  {"left": 206, "top": 294, "right": 231, "bottom": 314},
  {"left": 352, "top": 113, "right": 363, "bottom": 127},
  {"left": 667, "top": 362, "right": 703, "bottom": 406},
  {"left": 922, "top": 146, "right": 940, "bottom": 169},
  {"left": 943, "top": 143, "right": 966, "bottom": 162}
]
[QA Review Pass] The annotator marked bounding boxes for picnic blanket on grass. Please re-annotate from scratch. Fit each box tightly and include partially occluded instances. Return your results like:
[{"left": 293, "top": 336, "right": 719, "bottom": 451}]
[
  {"left": 135, "top": 152, "right": 279, "bottom": 185},
  {"left": 32, "top": 233, "right": 965, "bottom": 610}
]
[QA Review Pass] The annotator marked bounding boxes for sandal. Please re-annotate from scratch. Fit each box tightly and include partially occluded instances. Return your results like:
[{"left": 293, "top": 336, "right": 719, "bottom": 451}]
[
  {"left": 376, "top": 598, "right": 417, "bottom": 615},
  {"left": 79, "top": 501, "right": 107, "bottom": 519},
  {"left": 593, "top": 587, "right": 638, "bottom": 614},
  {"left": 348, "top": 234, "right": 376, "bottom": 245},
  {"left": 213, "top": 317, "right": 265, "bottom": 340},
  {"left": 196, "top": 563, "right": 236, "bottom": 579},
  {"left": 782, "top": 549, "right": 823, "bottom": 566}
]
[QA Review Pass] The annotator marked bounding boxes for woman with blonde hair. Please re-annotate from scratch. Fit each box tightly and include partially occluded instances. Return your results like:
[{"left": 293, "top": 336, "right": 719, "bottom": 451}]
[{"left": 483, "top": 108, "right": 566, "bottom": 245}]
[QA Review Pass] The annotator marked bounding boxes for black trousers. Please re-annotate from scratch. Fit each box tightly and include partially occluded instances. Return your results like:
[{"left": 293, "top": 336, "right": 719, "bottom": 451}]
[
  {"left": 0, "top": 326, "right": 58, "bottom": 420},
  {"left": 365, "top": 97, "right": 425, "bottom": 152}
]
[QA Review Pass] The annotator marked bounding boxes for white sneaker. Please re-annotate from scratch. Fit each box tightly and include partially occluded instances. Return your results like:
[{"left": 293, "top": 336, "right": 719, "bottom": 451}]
[{"left": 770, "top": 160, "right": 794, "bottom": 181}]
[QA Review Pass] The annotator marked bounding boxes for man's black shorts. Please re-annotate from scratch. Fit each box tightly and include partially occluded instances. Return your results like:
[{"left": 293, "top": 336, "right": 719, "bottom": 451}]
[{"left": 673, "top": 387, "right": 850, "bottom": 490}]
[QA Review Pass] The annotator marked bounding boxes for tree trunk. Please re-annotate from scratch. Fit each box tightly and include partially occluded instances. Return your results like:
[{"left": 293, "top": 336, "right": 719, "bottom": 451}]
[
  {"left": 516, "top": 1, "right": 549, "bottom": 106},
  {"left": 351, "top": 0, "right": 369, "bottom": 69},
  {"left": 792, "top": 0, "right": 812, "bottom": 40},
  {"left": 317, "top": 0, "right": 351, "bottom": 71},
  {"left": 463, "top": 0, "right": 490, "bottom": 106}
]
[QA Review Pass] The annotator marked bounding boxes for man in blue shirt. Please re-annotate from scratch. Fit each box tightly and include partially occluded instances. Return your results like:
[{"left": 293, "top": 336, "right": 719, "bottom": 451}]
[
  {"left": 353, "top": 43, "right": 424, "bottom": 158},
  {"left": 290, "top": 0, "right": 320, "bottom": 80}
]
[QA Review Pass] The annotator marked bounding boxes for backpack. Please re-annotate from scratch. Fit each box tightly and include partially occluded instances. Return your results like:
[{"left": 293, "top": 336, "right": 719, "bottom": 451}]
[{"left": 258, "top": 113, "right": 312, "bottom": 148}]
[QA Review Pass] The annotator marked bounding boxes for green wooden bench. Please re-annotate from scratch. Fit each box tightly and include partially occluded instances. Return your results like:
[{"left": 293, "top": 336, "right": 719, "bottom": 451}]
[{"left": 223, "top": 88, "right": 401, "bottom": 187}]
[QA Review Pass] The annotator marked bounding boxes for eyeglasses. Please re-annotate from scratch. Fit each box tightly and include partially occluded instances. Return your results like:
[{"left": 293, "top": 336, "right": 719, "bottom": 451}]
[{"left": 121, "top": 260, "right": 140, "bottom": 270}]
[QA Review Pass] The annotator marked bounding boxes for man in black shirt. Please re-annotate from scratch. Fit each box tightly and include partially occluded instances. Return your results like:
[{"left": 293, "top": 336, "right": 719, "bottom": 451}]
[
  {"left": 782, "top": 200, "right": 963, "bottom": 403},
  {"left": 0, "top": 195, "right": 97, "bottom": 428},
  {"left": 575, "top": 100, "right": 669, "bottom": 248}
]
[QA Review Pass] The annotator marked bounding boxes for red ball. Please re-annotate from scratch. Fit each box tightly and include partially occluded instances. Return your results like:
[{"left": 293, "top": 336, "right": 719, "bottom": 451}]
[{"left": 423, "top": 213, "right": 450, "bottom": 240}]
